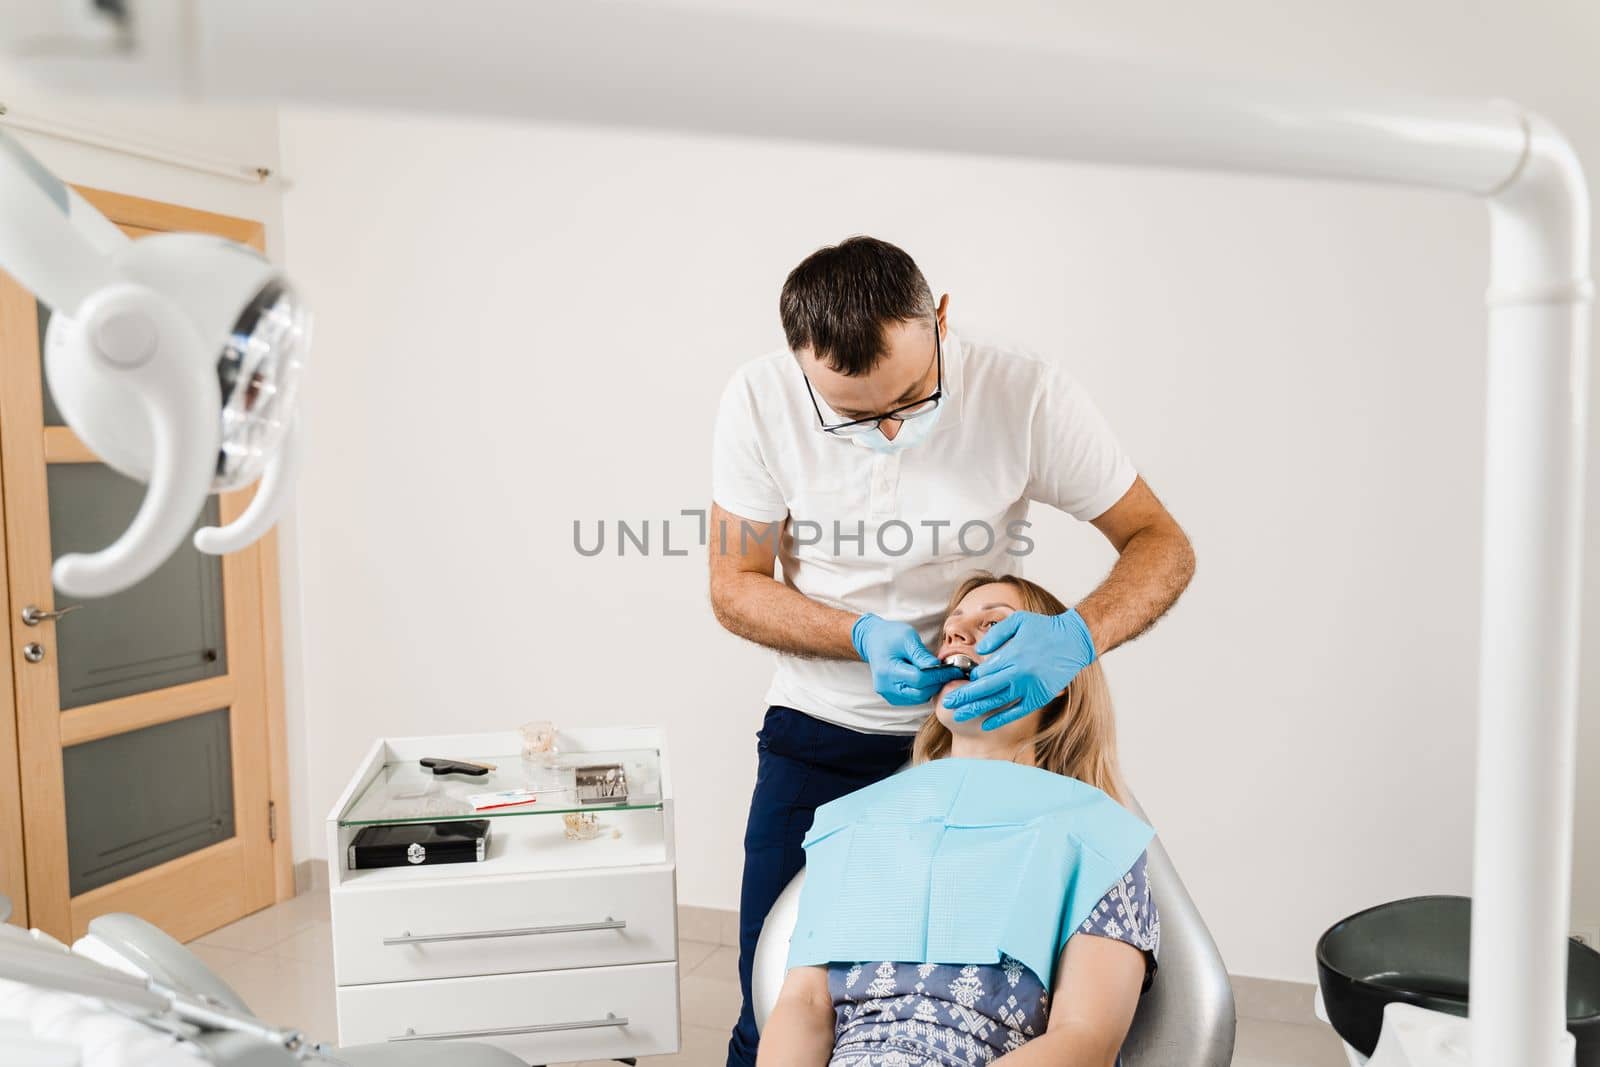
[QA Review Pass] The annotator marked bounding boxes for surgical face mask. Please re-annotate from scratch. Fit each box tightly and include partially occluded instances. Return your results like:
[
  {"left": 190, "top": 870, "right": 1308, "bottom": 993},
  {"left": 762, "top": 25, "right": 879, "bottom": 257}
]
[{"left": 851, "top": 402, "right": 944, "bottom": 453}]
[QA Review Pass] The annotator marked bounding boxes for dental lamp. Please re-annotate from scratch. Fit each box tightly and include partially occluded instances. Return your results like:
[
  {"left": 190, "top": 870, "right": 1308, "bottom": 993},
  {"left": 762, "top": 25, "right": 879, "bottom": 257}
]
[
  {"left": 0, "top": 2, "right": 1591, "bottom": 1064},
  {"left": 0, "top": 130, "right": 306, "bottom": 598}
]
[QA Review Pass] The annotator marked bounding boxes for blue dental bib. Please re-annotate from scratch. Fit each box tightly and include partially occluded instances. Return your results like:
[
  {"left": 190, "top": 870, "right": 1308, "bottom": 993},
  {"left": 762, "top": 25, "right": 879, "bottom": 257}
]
[{"left": 787, "top": 758, "right": 1154, "bottom": 986}]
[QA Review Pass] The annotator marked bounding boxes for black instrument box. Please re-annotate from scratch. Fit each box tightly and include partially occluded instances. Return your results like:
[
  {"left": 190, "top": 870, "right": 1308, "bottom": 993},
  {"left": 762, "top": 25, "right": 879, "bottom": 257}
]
[{"left": 347, "top": 820, "right": 490, "bottom": 870}]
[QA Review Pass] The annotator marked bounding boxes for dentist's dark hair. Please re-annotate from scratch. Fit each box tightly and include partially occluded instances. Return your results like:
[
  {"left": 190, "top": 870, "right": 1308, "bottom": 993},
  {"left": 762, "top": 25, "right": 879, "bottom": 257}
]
[{"left": 780, "top": 235, "right": 936, "bottom": 377}]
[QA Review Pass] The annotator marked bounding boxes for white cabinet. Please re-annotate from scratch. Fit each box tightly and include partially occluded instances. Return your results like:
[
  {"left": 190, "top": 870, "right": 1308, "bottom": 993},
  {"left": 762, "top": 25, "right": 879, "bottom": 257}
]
[
  {"left": 336, "top": 962, "right": 681, "bottom": 1062},
  {"left": 327, "top": 728, "right": 680, "bottom": 1062},
  {"left": 332, "top": 864, "right": 678, "bottom": 985}
]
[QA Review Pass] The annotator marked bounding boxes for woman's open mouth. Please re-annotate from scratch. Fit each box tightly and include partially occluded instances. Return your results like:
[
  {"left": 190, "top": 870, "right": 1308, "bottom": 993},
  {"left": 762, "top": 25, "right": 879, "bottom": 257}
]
[
  {"left": 941, "top": 652, "right": 977, "bottom": 675},
  {"left": 937, "top": 643, "right": 980, "bottom": 672}
]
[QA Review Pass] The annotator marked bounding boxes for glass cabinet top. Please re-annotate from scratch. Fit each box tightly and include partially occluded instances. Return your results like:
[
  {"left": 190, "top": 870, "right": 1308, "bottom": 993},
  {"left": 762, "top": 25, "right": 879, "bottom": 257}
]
[{"left": 340, "top": 747, "right": 663, "bottom": 827}]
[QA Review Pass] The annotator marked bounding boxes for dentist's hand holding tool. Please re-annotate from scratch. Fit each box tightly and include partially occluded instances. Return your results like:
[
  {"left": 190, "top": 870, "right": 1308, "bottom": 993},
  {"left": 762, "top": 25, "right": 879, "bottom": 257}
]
[
  {"left": 853, "top": 614, "right": 965, "bottom": 705},
  {"left": 942, "top": 609, "right": 1097, "bottom": 729}
]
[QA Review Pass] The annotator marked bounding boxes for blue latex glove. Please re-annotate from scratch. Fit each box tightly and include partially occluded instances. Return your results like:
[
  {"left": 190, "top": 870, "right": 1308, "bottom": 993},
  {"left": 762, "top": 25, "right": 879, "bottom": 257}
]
[
  {"left": 852, "top": 614, "right": 964, "bottom": 706},
  {"left": 943, "top": 609, "right": 1097, "bottom": 730}
]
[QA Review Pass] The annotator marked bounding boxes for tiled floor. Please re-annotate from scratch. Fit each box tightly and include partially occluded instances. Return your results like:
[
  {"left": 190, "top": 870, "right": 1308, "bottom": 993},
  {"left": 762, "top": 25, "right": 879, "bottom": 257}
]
[{"left": 189, "top": 890, "right": 1350, "bottom": 1066}]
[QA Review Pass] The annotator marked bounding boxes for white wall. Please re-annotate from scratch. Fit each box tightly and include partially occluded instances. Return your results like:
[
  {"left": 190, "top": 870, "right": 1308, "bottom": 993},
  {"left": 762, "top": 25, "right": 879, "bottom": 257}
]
[
  {"left": 0, "top": 88, "right": 285, "bottom": 244},
  {"left": 276, "top": 2, "right": 1600, "bottom": 984}
]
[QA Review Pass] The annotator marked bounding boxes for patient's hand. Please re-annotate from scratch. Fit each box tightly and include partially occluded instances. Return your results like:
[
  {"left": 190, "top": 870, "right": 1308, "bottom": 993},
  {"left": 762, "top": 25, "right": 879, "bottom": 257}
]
[{"left": 756, "top": 966, "right": 834, "bottom": 1067}]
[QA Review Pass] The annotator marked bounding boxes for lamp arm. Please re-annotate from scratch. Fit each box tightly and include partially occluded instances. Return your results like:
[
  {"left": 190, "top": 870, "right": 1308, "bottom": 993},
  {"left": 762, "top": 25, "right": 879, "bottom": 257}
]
[{"left": 0, "top": 130, "right": 123, "bottom": 316}]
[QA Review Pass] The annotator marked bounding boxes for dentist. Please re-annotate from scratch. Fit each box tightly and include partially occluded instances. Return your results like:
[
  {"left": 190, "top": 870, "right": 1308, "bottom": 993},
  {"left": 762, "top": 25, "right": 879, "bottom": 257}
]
[{"left": 709, "top": 236, "right": 1194, "bottom": 1066}]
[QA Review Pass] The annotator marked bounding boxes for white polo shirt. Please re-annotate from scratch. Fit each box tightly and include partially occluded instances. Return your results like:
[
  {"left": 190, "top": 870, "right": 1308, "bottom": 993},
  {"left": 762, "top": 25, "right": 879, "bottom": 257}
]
[{"left": 712, "top": 331, "right": 1136, "bottom": 734}]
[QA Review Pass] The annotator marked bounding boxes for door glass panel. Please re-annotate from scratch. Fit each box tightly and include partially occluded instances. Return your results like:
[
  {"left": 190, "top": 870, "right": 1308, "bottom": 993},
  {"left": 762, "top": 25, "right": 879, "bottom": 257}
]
[
  {"left": 47, "top": 464, "right": 228, "bottom": 710},
  {"left": 37, "top": 302, "right": 64, "bottom": 427},
  {"left": 62, "top": 708, "right": 235, "bottom": 895}
]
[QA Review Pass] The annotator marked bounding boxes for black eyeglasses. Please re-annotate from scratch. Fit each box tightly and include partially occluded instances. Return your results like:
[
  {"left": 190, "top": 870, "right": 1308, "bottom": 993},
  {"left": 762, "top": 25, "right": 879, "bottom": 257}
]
[{"left": 803, "top": 328, "right": 943, "bottom": 436}]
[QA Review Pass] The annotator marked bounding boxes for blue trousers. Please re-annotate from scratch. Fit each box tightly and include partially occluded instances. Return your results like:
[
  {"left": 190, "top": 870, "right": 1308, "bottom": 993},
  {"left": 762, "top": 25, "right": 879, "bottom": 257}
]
[{"left": 725, "top": 706, "right": 915, "bottom": 1067}]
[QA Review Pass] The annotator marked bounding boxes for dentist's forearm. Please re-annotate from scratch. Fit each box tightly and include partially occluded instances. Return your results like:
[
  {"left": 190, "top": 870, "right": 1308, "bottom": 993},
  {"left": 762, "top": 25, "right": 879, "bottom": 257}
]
[
  {"left": 711, "top": 569, "right": 860, "bottom": 659},
  {"left": 1075, "top": 522, "right": 1195, "bottom": 655}
]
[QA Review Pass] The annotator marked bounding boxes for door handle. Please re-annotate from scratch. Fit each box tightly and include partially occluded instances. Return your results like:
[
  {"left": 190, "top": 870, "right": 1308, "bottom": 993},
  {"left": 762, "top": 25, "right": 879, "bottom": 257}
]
[{"left": 21, "top": 603, "right": 81, "bottom": 626}]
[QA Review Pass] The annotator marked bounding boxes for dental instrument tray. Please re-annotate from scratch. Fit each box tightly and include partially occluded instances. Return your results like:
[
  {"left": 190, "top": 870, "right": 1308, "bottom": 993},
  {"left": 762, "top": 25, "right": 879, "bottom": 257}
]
[
  {"left": 338, "top": 744, "right": 664, "bottom": 827},
  {"left": 347, "top": 819, "right": 490, "bottom": 869}
]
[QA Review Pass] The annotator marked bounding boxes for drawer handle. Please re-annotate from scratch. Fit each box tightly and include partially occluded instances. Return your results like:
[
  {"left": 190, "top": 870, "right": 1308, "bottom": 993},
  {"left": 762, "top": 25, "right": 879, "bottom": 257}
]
[
  {"left": 390, "top": 1012, "right": 629, "bottom": 1042},
  {"left": 382, "top": 916, "right": 626, "bottom": 946}
]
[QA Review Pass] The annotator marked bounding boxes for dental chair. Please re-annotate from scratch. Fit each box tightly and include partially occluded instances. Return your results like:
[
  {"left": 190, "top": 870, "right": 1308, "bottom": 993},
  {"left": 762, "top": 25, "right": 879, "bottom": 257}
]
[
  {"left": 0, "top": 905, "right": 524, "bottom": 1067},
  {"left": 81, "top": 913, "right": 528, "bottom": 1065},
  {"left": 751, "top": 792, "right": 1237, "bottom": 1067}
]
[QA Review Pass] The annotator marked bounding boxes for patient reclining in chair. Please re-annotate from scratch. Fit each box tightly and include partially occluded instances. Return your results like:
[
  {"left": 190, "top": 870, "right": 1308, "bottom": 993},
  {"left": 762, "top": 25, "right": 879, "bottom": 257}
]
[{"left": 760, "top": 573, "right": 1160, "bottom": 1067}]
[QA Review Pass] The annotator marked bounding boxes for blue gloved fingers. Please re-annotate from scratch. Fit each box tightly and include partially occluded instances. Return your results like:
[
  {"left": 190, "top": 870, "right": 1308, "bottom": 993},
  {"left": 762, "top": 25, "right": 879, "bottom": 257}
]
[
  {"left": 856, "top": 614, "right": 968, "bottom": 705},
  {"left": 882, "top": 674, "right": 929, "bottom": 706},
  {"left": 965, "top": 653, "right": 1017, "bottom": 683},
  {"left": 884, "top": 663, "right": 965, "bottom": 706},
  {"left": 979, "top": 700, "right": 1038, "bottom": 731},
  {"left": 951, "top": 690, "right": 1024, "bottom": 722},
  {"left": 943, "top": 667, "right": 1015, "bottom": 711},
  {"left": 893, "top": 679, "right": 959, "bottom": 705},
  {"left": 973, "top": 611, "right": 1027, "bottom": 656},
  {"left": 887, "top": 682, "right": 926, "bottom": 705},
  {"left": 882, "top": 661, "right": 956, "bottom": 688},
  {"left": 904, "top": 637, "right": 945, "bottom": 671}
]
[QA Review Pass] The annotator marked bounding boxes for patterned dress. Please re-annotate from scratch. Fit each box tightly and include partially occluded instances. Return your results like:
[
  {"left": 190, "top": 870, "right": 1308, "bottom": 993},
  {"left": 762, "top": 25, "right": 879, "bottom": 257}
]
[{"left": 825, "top": 852, "right": 1159, "bottom": 1067}]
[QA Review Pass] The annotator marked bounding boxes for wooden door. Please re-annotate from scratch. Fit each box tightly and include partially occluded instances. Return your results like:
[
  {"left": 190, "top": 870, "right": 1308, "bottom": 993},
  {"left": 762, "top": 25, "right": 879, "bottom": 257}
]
[{"left": 0, "top": 188, "right": 291, "bottom": 941}]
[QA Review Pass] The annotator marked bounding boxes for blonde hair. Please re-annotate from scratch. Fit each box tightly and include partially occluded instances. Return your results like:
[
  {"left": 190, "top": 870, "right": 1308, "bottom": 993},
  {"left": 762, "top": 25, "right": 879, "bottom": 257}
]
[{"left": 911, "top": 572, "right": 1127, "bottom": 803}]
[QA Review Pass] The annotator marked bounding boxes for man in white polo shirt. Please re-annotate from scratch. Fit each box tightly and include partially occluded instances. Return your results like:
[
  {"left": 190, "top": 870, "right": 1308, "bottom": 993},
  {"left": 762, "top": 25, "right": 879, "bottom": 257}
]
[{"left": 710, "top": 236, "right": 1194, "bottom": 1066}]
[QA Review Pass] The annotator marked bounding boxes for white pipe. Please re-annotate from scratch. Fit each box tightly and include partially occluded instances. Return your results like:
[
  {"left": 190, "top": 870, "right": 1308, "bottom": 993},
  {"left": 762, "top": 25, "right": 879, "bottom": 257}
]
[
  {"left": 1473, "top": 115, "right": 1592, "bottom": 1067},
  {"left": 3, "top": 3, "right": 1534, "bottom": 190},
  {"left": 100, "top": 5, "right": 1541, "bottom": 195}
]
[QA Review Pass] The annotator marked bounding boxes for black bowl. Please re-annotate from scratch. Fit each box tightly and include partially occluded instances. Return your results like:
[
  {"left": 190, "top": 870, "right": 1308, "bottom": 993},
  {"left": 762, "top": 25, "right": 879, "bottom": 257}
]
[{"left": 1316, "top": 895, "right": 1600, "bottom": 1066}]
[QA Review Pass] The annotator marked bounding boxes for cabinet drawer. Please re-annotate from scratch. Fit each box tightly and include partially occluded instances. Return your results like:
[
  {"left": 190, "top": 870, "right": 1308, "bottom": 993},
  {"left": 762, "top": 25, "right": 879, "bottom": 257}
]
[
  {"left": 332, "top": 865, "right": 676, "bottom": 985},
  {"left": 336, "top": 960, "right": 680, "bottom": 1061}
]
